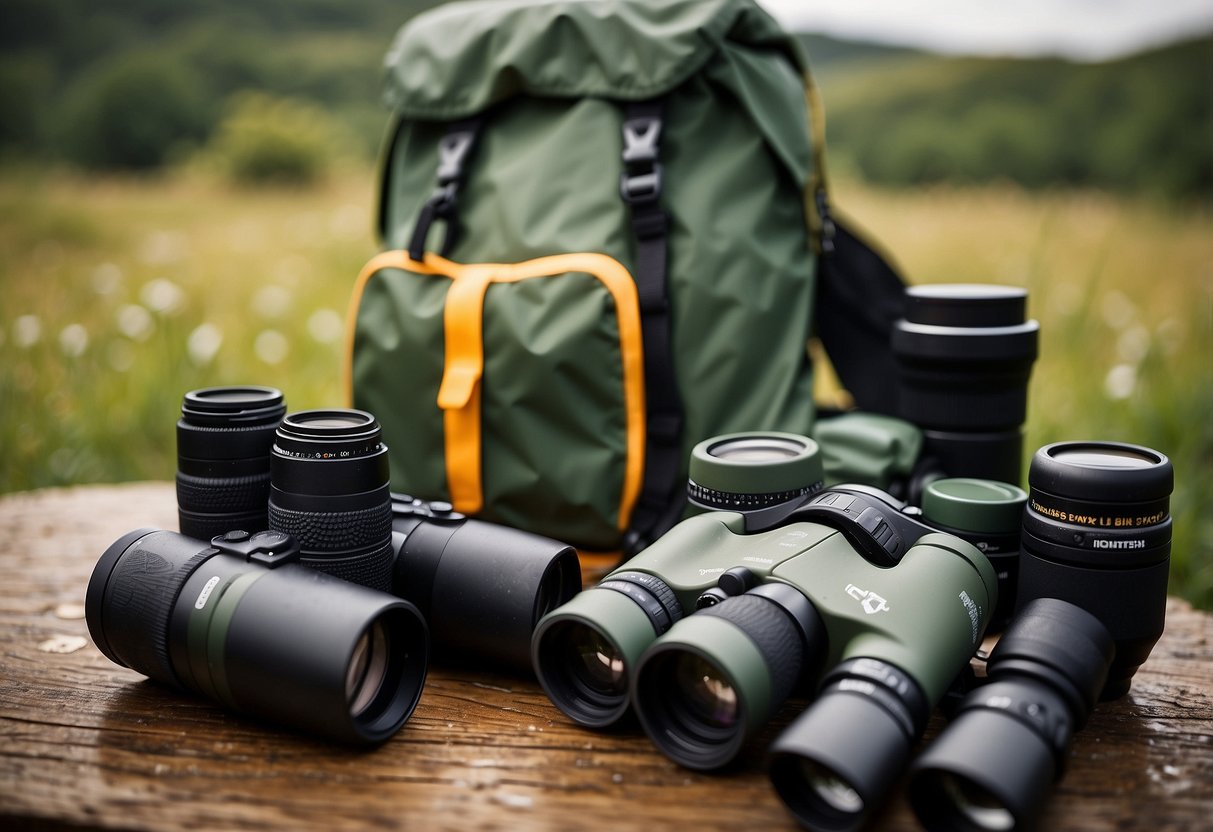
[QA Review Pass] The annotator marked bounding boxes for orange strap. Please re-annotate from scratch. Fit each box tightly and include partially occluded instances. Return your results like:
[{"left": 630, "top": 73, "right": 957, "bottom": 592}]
[{"left": 436, "top": 266, "right": 494, "bottom": 513}]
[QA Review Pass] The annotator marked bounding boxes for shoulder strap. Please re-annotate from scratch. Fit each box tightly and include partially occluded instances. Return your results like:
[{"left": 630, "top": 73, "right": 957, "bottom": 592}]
[
  {"left": 619, "top": 100, "right": 687, "bottom": 554},
  {"left": 814, "top": 202, "right": 907, "bottom": 416}
]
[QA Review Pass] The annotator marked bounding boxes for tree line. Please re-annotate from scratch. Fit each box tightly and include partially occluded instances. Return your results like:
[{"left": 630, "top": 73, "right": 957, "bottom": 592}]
[{"left": 1, "top": 0, "right": 1208, "bottom": 201}]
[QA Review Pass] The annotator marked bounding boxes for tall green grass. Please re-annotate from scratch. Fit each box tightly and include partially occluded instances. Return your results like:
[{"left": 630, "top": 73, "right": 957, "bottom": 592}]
[
  {"left": 1, "top": 171, "right": 1209, "bottom": 608},
  {"left": 0, "top": 170, "right": 374, "bottom": 488}
]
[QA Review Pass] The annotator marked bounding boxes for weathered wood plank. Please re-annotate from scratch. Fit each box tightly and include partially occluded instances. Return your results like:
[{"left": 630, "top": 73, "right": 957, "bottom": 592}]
[{"left": 0, "top": 483, "right": 1209, "bottom": 830}]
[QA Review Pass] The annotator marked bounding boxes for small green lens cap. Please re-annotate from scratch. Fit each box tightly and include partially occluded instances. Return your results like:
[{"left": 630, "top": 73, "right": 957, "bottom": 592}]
[
  {"left": 689, "top": 432, "right": 823, "bottom": 497},
  {"left": 923, "top": 478, "right": 1027, "bottom": 534}
]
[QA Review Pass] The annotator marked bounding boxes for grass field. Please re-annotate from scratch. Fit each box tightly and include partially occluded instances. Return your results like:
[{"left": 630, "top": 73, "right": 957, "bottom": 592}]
[{"left": 1, "top": 169, "right": 1209, "bottom": 608}]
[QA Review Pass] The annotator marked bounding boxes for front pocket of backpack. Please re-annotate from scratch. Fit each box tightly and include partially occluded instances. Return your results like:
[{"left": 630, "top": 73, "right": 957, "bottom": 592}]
[{"left": 347, "top": 251, "right": 645, "bottom": 551}]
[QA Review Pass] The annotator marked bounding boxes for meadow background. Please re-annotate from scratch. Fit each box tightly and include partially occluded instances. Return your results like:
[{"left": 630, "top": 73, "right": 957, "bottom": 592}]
[{"left": 1, "top": 1, "right": 1210, "bottom": 608}]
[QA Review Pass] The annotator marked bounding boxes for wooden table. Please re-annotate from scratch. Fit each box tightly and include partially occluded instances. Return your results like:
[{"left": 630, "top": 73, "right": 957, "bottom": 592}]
[{"left": 1, "top": 482, "right": 1210, "bottom": 831}]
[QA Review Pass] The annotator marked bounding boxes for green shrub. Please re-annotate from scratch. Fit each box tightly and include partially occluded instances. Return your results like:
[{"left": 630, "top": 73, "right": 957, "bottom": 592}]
[
  {"left": 203, "top": 92, "right": 346, "bottom": 185},
  {"left": 0, "top": 54, "right": 55, "bottom": 157},
  {"left": 58, "top": 51, "right": 213, "bottom": 170}
]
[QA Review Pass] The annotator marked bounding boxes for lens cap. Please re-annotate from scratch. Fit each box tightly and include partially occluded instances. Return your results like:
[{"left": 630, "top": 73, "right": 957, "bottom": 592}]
[
  {"left": 903, "top": 284, "right": 1028, "bottom": 328},
  {"left": 688, "top": 432, "right": 823, "bottom": 511},
  {"left": 923, "top": 478, "right": 1027, "bottom": 535},
  {"left": 181, "top": 386, "right": 285, "bottom": 426}
]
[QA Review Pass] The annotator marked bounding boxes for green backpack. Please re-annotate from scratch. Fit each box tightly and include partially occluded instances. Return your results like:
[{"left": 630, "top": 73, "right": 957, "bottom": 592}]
[{"left": 347, "top": 0, "right": 907, "bottom": 553}]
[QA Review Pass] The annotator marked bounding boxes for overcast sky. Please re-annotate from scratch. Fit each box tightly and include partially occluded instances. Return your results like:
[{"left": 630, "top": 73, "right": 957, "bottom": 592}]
[{"left": 757, "top": 0, "right": 1213, "bottom": 61}]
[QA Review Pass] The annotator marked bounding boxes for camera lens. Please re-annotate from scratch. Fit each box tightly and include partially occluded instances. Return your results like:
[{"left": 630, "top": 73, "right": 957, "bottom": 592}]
[
  {"left": 687, "top": 432, "right": 824, "bottom": 512},
  {"left": 891, "top": 284, "right": 1039, "bottom": 484},
  {"left": 1019, "top": 440, "right": 1172, "bottom": 698},
  {"left": 86, "top": 529, "right": 428, "bottom": 744},
  {"left": 533, "top": 572, "right": 682, "bottom": 728},
  {"left": 908, "top": 598, "right": 1115, "bottom": 832},
  {"left": 269, "top": 409, "right": 393, "bottom": 591},
  {"left": 176, "top": 386, "right": 285, "bottom": 540},
  {"left": 633, "top": 584, "right": 825, "bottom": 770}
]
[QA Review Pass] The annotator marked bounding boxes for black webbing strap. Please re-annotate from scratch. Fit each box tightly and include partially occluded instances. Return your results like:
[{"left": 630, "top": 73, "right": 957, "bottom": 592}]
[
  {"left": 814, "top": 191, "right": 907, "bottom": 416},
  {"left": 619, "top": 100, "right": 686, "bottom": 555},
  {"left": 408, "top": 117, "right": 484, "bottom": 262}
]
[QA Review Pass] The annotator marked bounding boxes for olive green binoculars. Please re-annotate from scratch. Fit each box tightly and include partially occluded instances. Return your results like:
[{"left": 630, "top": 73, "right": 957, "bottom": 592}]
[{"left": 533, "top": 434, "right": 1007, "bottom": 831}]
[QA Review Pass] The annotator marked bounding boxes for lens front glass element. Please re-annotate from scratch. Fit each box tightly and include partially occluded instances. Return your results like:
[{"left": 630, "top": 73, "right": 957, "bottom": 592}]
[
  {"left": 1049, "top": 446, "right": 1158, "bottom": 469},
  {"left": 801, "top": 759, "right": 865, "bottom": 814},
  {"left": 295, "top": 415, "right": 365, "bottom": 430},
  {"left": 673, "top": 653, "right": 740, "bottom": 731},
  {"left": 347, "top": 620, "right": 391, "bottom": 718},
  {"left": 566, "top": 626, "right": 627, "bottom": 697},
  {"left": 940, "top": 773, "right": 1015, "bottom": 831}
]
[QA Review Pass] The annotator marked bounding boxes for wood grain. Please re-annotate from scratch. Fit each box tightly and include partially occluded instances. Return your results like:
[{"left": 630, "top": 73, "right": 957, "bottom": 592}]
[{"left": 0, "top": 482, "right": 1209, "bottom": 831}]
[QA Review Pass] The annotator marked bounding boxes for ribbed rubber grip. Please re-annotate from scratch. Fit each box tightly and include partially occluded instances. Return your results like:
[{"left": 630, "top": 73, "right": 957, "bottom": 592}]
[
  {"left": 700, "top": 594, "right": 803, "bottom": 705},
  {"left": 268, "top": 500, "right": 394, "bottom": 591},
  {"left": 176, "top": 470, "right": 272, "bottom": 514}
]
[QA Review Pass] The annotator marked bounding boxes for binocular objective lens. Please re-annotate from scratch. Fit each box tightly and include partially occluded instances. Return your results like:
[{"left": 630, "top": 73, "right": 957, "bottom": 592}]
[
  {"left": 673, "top": 654, "right": 740, "bottom": 731},
  {"left": 347, "top": 620, "right": 391, "bottom": 718},
  {"left": 800, "top": 759, "right": 865, "bottom": 814},
  {"left": 566, "top": 625, "right": 627, "bottom": 698},
  {"left": 938, "top": 774, "right": 1015, "bottom": 831}
]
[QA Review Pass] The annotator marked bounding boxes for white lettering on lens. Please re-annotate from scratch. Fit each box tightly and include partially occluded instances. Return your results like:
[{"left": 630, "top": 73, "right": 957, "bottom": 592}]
[
  {"left": 195, "top": 576, "right": 221, "bottom": 610},
  {"left": 1092, "top": 539, "right": 1146, "bottom": 549},
  {"left": 959, "top": 591, "right": 980, "bottom": 645}
]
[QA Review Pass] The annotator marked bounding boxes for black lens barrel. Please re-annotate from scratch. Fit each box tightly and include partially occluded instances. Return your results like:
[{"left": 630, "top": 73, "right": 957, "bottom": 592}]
[
  {"left": 269, "top": 409, "right": 394, "bottom": 591},
  {"left": 86, "top": 529, "right": 428, "bottom": 744},
  {"left": 892, "top": 284, "right": 1039, "bottom": 485},
  {"left": 176, "top": 386, "right": 285, "bottom": 539},
  {"left": 908, "top": 599, "right": 1114, "bottom": 832},
  {"left": 1019, "top": 441, "right": 1172, "bottom": 698}
]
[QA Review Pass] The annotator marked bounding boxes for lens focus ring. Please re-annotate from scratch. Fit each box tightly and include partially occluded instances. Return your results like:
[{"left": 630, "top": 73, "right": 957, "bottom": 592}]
[
  {"left": 176, "top": 470, "right": 272, "bottom": 514},
  {"left": 268, "top": 500, "right": 393, "bottom": 590}
]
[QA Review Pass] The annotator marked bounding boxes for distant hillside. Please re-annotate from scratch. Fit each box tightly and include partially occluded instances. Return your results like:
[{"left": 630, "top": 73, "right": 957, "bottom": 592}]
[
  {"left": 807, "top": 34, "right": 1213, "bottom": 201},
  {"left": 797, "top": 33, "right": 931, "bottom": 79},
  {"left": 0, "top": 0, "right": 442, "bottom": 165}
]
